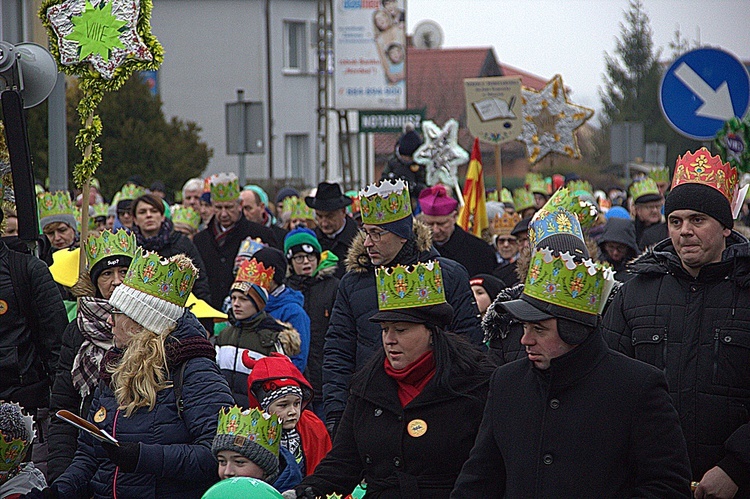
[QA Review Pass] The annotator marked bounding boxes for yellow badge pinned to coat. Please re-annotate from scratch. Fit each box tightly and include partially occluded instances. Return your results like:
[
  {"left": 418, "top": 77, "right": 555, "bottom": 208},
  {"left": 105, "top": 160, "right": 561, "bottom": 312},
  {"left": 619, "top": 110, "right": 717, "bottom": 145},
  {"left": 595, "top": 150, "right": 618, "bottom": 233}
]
[
  {"left": 94, "top": 406, "right": 107, "bottom": 423},
  {"left": 407, "top": 419, "right": 427, "bottom": 437}
]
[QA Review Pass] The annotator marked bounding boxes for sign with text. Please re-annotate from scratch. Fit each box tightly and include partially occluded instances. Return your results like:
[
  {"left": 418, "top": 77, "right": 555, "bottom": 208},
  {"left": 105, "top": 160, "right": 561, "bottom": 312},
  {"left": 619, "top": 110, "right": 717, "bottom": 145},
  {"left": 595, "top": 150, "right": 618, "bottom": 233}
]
[
  {"left": 334, "top": 0, "right": 407, "bottom": 110},
  {"left": 464, "top": 76, "right": 522, "bottom": 144},
  {"left": 359, "top": 109, "right": 425, "bottom": 132}
]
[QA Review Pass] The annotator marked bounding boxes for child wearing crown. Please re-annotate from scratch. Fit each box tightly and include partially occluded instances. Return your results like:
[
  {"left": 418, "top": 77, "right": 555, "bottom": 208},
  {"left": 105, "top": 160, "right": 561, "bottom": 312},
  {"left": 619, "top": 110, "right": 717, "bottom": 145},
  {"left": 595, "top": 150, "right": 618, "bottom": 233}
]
[
  {"left": 216, "top": 258, "right": 301, "bottom": 407},
  {"left": 0, "top": 402, "right": 46, "bottom": 498}
]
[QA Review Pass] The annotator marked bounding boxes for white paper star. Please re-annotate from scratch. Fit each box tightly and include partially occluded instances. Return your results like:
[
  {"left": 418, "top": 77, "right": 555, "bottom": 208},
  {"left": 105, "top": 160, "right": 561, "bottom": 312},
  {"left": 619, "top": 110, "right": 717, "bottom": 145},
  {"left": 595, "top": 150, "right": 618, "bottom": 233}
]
[
  {"left": 46, "top": 0, "right": 153, "bottom": 79},
  {"left": 413, "top": 119, "right": 469, "bottom": 187},
  {"left": 517, "top": 74, "right": 594, "bottom": 164}
]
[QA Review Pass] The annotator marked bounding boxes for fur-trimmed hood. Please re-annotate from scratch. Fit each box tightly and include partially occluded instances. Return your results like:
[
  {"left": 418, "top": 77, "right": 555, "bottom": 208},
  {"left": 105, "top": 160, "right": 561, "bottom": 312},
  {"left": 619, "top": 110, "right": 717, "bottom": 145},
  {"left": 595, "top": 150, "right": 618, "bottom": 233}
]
[{"left": 345, "top": 219, "right": 434, "bottom": 273}]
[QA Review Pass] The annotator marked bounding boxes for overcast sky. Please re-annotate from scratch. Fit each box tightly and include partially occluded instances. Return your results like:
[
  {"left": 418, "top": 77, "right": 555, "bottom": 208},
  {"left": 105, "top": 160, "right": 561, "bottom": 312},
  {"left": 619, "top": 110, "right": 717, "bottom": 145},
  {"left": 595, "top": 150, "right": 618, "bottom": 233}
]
[{"left": 406, "top": 0, "right": 750, "bottom": 123}]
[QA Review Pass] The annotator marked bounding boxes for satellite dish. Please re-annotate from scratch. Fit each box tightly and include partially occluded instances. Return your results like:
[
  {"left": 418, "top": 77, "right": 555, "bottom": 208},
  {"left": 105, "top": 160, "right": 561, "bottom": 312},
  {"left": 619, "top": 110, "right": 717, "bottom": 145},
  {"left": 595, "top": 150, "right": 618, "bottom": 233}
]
[
  {"left": 0, "top": 41, "right": 58, "bottom": 108},
  {"left": 413, "top": 21, "right": 444, "bottom": 50}
]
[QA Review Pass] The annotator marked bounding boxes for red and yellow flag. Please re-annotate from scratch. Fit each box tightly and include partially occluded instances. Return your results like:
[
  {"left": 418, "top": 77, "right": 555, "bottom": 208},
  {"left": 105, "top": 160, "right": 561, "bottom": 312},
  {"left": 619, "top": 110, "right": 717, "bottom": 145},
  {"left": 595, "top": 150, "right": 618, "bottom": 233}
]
[{"left": 458, "top": 138, "right": 488, "bottom": 237}]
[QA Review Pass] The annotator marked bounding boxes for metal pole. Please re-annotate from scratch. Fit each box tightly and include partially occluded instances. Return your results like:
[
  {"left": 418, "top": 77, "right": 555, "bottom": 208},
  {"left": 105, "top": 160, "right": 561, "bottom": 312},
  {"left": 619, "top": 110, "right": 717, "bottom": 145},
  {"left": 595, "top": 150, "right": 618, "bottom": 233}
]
[
  {"left": 236, "top": 89, "right": 246, "bottom": 186},
  {"left": 47, "top": 73, "right": 68, "bottom": 192}
]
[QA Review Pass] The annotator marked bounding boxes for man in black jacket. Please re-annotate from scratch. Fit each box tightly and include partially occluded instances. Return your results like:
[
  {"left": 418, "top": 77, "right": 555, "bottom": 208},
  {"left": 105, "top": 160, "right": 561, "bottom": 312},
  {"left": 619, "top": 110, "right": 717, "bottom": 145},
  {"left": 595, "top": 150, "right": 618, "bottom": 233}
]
[
  {"left": 323, "top": 180, "right": 483, "bottom": 435},
  {"left": 305, "top": 182, "right": 358, "bottom": 279},
  {"left": 452, "top": 234, "right": 691, "bottom": 498},
  {"left": 603, "top": 148, "right": 750, "bottom": 498},
  {"left": 193, "top": 173, "right": 276, "bottom": 309}
]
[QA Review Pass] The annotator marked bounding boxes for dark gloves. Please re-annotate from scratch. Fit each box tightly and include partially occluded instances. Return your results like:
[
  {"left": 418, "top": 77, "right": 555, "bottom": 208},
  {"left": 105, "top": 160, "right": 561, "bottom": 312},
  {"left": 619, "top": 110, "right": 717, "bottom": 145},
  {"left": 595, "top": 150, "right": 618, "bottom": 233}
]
[
  {"left": 102, "top": 441, "right": 140, "bottom": 473},
  {"left": 326, "top": 411, "right": 342, "bottom": 439},
  {"left": 21, "top": 485, "right": 58, "bottom": 499},
  {"left": 292, "top": 486, "right": 317, "bottom": 498}
]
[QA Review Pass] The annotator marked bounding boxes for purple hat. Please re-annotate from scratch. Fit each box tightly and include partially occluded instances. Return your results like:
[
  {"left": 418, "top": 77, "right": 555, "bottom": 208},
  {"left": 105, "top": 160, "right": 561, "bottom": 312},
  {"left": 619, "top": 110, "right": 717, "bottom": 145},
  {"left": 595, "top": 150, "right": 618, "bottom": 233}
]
[{"left": 418, "top": 185, "right": 458, "bottom": 216}]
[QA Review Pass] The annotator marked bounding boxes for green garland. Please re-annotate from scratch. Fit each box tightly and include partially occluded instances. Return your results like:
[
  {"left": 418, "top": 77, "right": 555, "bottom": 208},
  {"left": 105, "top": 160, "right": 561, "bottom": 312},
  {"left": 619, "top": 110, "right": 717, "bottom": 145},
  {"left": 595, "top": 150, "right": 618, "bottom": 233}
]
[{"left": 39, "top": 0, "right": 164, "bottom": 187}]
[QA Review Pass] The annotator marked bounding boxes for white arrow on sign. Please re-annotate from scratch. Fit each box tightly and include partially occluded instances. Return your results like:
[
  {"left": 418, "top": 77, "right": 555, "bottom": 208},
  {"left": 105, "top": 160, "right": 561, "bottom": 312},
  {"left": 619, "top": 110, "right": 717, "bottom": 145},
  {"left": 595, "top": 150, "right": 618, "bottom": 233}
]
[{"left": 674, "top": 62, "right": 735, "bottom": 121}]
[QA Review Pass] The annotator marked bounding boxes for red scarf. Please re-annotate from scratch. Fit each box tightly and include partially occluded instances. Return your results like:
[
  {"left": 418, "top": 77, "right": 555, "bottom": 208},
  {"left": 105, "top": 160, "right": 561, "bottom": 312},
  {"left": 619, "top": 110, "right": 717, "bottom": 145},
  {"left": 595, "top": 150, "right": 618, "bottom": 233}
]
[{"left": 384, "top": 350, "right": 436, "bottom": 407}]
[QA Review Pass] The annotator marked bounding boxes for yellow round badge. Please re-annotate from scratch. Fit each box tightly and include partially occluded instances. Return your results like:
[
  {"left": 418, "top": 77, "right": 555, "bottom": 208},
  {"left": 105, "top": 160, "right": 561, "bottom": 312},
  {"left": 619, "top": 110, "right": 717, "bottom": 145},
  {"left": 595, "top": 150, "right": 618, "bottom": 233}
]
[
  {"left": 0, "top": 300, "right": 8, "bottom": 315},
  {"left": 94, "top": 407, "right": 107, "bottom": 423},
  {"left": 407, "top": 419, "right": 427, "bottom": 438}
]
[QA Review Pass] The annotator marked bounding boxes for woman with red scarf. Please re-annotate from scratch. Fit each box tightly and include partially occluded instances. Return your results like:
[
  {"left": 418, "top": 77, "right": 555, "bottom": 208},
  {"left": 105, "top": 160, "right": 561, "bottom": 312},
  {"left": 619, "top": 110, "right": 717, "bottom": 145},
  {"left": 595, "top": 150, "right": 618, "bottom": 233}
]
[{"left": 291, "top": 261, "right": 493, "bottom": 499}]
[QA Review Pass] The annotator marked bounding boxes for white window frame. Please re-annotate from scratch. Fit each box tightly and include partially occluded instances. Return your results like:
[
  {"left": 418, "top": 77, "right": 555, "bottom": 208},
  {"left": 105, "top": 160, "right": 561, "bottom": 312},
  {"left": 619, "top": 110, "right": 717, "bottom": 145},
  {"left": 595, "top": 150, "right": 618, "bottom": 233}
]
[
  {"left": 285, "top": 134, "right": 310, "bottom": 179},
  {"left": 283, "top": 20, "right": 307, "bottom": 73}
]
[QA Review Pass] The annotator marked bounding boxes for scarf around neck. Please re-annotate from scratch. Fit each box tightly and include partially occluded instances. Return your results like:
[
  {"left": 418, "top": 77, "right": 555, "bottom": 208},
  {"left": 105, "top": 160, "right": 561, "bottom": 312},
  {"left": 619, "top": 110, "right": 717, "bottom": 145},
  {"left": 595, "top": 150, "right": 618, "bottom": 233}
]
[
  {"left": 384, "top": 350, "right": 436, "bottom": 407},
  {"left": 72, "top": 297, "right": 114, "bottom": 398},
  {"left": 134, "top": 218, "right": 173, "bottom": 251}
]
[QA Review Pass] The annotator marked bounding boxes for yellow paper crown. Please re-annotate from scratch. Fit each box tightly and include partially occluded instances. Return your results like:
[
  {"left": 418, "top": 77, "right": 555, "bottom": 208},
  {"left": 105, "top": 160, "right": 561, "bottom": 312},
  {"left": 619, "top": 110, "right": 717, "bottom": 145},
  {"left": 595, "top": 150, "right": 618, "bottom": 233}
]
[
  {"left": 234, "top": 258, "right": 275, "bottom": 291},
  {"left": 491, "top": 212, "right": 522, "bottom": 236},
  {"left": 672, "top": 147, "right": 738, "bottom": 203}
]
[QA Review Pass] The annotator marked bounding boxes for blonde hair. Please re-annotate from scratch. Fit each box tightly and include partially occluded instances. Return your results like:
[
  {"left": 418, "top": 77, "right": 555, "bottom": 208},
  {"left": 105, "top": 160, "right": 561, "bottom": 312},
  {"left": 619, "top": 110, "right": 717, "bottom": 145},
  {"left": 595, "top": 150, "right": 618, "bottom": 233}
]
[{"left": 110, "top": 327, "right": 170, "bottom": 417}]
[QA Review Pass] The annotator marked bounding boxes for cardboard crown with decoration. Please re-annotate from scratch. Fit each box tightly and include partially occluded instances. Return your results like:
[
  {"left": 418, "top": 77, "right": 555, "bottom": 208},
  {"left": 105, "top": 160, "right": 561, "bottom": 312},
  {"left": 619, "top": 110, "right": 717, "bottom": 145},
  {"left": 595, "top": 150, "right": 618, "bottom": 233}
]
[
  {"left": 491, "top": 212, "right": 522, "bottom": 237},
  {"left": 359, "top": 179, "right": 412, "bottom": 225},
  {"left": 531, "top": 187, "right": 598, "bottom": 235},
  {"left": 209, "top": 173, "right": 240, "bottom": 203},
  {"left": 648, "top": 167, "right": 670, "bottom": 185},
  {"left": 629, "top": 177, "right": 661, "bottom": 203},
  {"left": 567, "top": 180, "right": 593, "bottom": 195},
  {"left": 672, "top": 148, "right": 740, "bottom": 205},
  {"left": 283, "top": 196, "right": 314, "bottom": 221},
  {"left": 117, "top": 183, "right": 147, "bottom": 202},
  {"left": 528, "top": 206, "right": 584, "bottom": 249},
  {"left": 83, "top": 229, "right": 137, "bottom": 271},
  {"left": 525, "top": 173, "right": 548, "bottom": 195},
  {"left": 171, "top": 205, "right": 201, "bottom": 231},
  {"left": 500, "top": 187, "right": 514, "bottom": 206},
  {"left": 513, "top": 188, "right": 536, "bottom": 212},
  {"left": 214, "top": 406, "right": 280, "bottom": 458},
  {"left": 92, "top": 202, "right": 109, "bottom": 219},
  {"left": 0, "top": 402, "right": 35, "bottom": 479},
  {"left": 233, "top": 258, "right": 275, "bottom": 293},
  {"left": 376, "top": 260, "right": 445, "bottom": 311},
  {"left": 37, "top": 190, "right": 77, "bottom": 229}
]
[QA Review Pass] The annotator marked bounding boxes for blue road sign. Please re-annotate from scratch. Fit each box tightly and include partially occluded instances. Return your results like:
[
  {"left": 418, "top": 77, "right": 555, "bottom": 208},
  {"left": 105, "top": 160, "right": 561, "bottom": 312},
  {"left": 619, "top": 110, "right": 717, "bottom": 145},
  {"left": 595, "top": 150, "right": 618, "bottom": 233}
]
[{"left": 659, "top": 47, "right": 750, "bottom": 141}]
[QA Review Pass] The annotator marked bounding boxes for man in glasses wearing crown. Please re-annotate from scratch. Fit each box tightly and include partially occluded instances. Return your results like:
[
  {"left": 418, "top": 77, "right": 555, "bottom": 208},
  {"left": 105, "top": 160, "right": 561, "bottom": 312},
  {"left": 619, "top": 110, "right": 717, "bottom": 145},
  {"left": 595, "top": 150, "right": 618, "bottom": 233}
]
[
  {"left": 322, "top": 179, "right": 482, "bottom": 437},
  {"left": 451, "top": 208, "right": 691, "bottom": 498},
  {"left": 603, "top": 148, "right": 750, "bottom": 498}
]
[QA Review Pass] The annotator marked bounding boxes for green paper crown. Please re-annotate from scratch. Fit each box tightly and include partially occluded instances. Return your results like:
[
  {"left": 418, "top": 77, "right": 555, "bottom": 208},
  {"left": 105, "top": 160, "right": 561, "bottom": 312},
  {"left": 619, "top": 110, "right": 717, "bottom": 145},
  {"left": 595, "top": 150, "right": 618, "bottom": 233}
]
[
  {"left": 501, "top": 187, "right": 513, "bottom": 205},
  {"left": 359, "top": 179, "right": 412, "bottom": 225},
  {"left": 648, "top": 167, "right": 670, "bottom": 184},
  {"left": 210, "top": 173, "right": 240, "bottom": 203},
  {"left": 567, "top": 180, "right": 593, "bottom": 195},
  {"left": 714, "top": 117, "right": 750, "bottom": 173},
  {"left": 486, "top": 190, "right": 498, "bottom": 202},
  {"left": 123, "top": 248, "right": 197, "bottom": 307},
  {"left": 171, "top": 205, "right": 201, "bottom": 230},
  {"left": 376, "top": 261, "right": 445, "bottom": 311},
  {"left": 525, "top": 173, "right": 547, "bottom": 195},
  {"left": 118, "top": 183, "right": 147, "bottom": 201},
  {"left": 513, "top": 188, "right": 535, "bottom": 212},
  {"left": 37, "top": 190, "right": 76, "bottom": 221},
  {"left": 92, "top": 202, "right": 109, "bottom": 218},
  {"left": 524, "top": 247, "right": 615, "bottom": 315},
  {"left": 217, "top": 406, "right": 280, "bottom": 458},
  {"left": 0, "top": 403, "right": 34, "bottom": 473},
  {"left": 533, "top": 188, "right": 598, "bottom": 230},
  {"left": 283, "top": 196, "right": 314, "bottom": 220},
  {"left": 84, "top": 229, "right": 137, "bottom": 270},
  {"left": 629, "top": 177, "right": 660, "bottom": 202}
]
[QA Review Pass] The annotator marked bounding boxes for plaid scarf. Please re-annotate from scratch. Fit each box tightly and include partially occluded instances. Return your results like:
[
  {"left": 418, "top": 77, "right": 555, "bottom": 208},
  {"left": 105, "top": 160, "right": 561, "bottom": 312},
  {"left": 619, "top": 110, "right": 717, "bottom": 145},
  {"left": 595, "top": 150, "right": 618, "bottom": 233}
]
[
  {"left": 72, "top": 297, "right": 114, "bottom": 398},
  {"left": 134, "top": 219, "right": 174, "bottom": 252}
]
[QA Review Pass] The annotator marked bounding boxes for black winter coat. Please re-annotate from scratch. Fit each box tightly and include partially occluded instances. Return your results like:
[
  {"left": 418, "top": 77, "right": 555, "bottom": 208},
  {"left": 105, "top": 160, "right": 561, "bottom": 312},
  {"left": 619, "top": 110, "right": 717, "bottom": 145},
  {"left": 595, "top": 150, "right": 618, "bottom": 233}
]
[
  {"left": 602, "top": 233, "right": 750, "bottom": 495},
  {"left": 322, "top": 221, "right": 483, "bottom": 421},
  {"left": 451, "top": 332, "right": 692, "bottom": 498},
  {"left": 300, "top": 338, "right": 491, "bottom": 498},
  {"left": 0, "top": 242, "right": 67, "bottom": 409},
  {"left": 194, "top": 215, "right": 276, "bottom": 309},
  {"left": 287, "top": 265, "right": 339, "bottom": 407},
  {"left": 434, "top": 225, "right": 497, "bottom": 277},
  {"left": 315, "top": 216, "right": 359, "bottom": 279}
]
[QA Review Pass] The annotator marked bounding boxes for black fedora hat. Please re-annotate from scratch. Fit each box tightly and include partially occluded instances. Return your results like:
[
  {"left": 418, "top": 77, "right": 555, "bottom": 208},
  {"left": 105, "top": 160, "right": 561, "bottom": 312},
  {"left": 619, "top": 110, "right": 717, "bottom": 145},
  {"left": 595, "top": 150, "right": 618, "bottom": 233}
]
[{"left": 305, "top": 182, "right": 352, "bottom": 212}]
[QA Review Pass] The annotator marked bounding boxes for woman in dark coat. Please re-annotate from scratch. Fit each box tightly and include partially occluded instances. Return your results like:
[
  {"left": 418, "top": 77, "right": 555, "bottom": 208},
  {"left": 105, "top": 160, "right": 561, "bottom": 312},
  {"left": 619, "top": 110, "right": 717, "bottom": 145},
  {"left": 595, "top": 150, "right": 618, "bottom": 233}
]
[
  {"left": 28, "top": 252, "right": 235, "bottom": 499},
  {"left": 293, "top": 261, "right": 493, "bottom": 499},
  {"left": 47, "top": 229, "right": 136, "bottom": 481}
]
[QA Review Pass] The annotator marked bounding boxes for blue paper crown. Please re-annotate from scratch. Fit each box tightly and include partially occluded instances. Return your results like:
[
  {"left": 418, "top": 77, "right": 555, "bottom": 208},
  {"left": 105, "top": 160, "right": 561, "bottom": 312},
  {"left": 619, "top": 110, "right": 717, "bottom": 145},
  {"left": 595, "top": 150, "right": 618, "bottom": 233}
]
[{"left": 528, "top": 208, "right": 584, "bottom": 248}]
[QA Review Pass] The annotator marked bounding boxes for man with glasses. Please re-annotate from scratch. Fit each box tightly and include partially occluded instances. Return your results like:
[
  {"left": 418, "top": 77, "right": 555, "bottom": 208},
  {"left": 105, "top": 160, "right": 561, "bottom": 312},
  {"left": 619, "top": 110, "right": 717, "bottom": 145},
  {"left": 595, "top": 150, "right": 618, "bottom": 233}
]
[
  {"left": 490, "top": 212, "right": 522, "bottom": 286},
  {"left": 305, "top": 182, "right": 359, "bottom": 279},
  {"left": 629, "top": 177, "right": 667, "bottom": 250},
  {"left": 417, "top": 185, "right": 498, "bottom": 277},
  {"left": 323, "top": 180, "right": 483, "bottom": 437}
]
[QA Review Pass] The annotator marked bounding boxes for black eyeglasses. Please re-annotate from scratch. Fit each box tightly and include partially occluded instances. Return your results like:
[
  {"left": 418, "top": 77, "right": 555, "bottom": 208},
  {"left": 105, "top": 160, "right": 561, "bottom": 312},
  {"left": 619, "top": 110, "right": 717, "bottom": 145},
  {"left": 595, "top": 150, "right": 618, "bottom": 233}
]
[
  {"left": 292, "top": 254, "right": 317, "bottom": 263},
  {"left": 360, "top": 229, "right": 385, "bottom": 242}
]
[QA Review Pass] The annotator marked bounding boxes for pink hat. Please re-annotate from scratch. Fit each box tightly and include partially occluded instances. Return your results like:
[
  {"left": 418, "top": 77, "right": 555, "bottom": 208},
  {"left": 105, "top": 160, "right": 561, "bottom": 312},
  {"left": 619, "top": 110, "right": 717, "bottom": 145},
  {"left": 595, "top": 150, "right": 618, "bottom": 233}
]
[{"left": 418, "top": 185, "right": 458, "bottom": 216}]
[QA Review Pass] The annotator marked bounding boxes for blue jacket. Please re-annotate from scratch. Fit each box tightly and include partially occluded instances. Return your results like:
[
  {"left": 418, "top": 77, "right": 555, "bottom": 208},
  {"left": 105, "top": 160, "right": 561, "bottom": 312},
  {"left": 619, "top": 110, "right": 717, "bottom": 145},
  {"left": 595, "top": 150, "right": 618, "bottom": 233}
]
[
  {"left": 53, "top": 312, "right": 235, "bottom": 499},
  {"left": 273, "top": 446, "right": 303, "bottom": 493},
  {"left": 265, "top": 286, "right": 310, "bottom": 373}
]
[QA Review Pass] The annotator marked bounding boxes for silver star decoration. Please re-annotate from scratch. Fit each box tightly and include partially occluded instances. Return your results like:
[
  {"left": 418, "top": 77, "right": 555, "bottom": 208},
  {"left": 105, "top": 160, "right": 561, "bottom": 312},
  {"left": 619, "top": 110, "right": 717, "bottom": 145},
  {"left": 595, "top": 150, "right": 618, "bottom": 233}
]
[
  {"left": 517, "top": 74, "right": 594, "bottom": 164},
  {"left": 46, "top": 0, "right": 153, "bottom": 79},
  {"left": 413, "top": 119, "right": 469, "bottom": 187}
]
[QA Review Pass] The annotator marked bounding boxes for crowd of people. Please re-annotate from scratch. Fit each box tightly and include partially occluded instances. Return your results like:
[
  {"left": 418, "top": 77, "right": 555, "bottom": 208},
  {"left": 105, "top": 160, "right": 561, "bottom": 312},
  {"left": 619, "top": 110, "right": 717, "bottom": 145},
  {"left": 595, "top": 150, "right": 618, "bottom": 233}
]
[{"left": 0, "top": 141, "right": 748, "bottom": 498}]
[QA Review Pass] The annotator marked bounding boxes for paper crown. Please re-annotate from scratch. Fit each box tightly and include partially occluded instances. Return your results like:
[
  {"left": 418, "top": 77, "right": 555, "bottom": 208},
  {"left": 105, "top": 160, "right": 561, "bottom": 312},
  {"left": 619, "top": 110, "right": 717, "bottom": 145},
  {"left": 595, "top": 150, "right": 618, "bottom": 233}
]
[
  {"left": 171, "top": 205, "right": 201, "bottom": 230},
  {"left": 528, "top": 207, "right": 584, "bottom": 248},
  {"left": 234, "top": 258, "right": 275, "bottom": 291},
  {"left": 525, "top": 173, "right": 548, "bottom": 195},
  {"left": 491, "top": 212, "right": 522, "bottom": 236},
  {"left": 209, "top": 173, "right": 240, "bottom": 203},
  {"left": 92, "top": 202, "right": 109, "bottom": 218},
  {"left": 500, "top": 187, "right": 514, "bottom": 205},
  {"left": 567, "top": 180, "right": 593, "bottom": 195},
  {"left": 672, "top": 147, "right": 739, "bottom": 203},
  {"left": 486, "top": 190, "right": 498, "bottom": 202},
  {"left": 117, "top": 183, "right": 147, "bottom": 201},
  {"left": 0, "top": 402, "right": 35, "bottom": 473},
  {"left": 714, "top": 117, "right": 750, "bottom": 172},
  {"left": 524, "top": 247, "right": 615, "bottom": 316},
  {"left": 345, "top": 190, "right": 361, "bottom": 215},
  {"left": 83, "top": 229, "right": 137, "bottom": 270},
  {"left": 237, "top": 237, "right": 266, "bottom": 260},
  {"left": 533, "top": 187, "right": 598, "bottom": 231},
  {"left": 216, "top": 407, "right": 280, "bottom": 458},
  {"left": 376, "top": 261, "right": 446, "bottom": 311},
  {"left": 122, "top": 248, "right": 197, "bottom": 308},
  {"left": 37, "top": 190, "right": 76, "bottom": 221},
  {"left": 648, "top": 167, "right": 670, "bottom": 184},
  {"left": 513, "top": 188, "right": 535, "bottom": 212},
  {"left": 359, "top": 179, "right": 412, "bottom": 225},
  {"left": 283, "top": 196, "right": 314, "bottom": 220},
  {"left": 629, "top": 177, "right": 660, "bottom": 202}
]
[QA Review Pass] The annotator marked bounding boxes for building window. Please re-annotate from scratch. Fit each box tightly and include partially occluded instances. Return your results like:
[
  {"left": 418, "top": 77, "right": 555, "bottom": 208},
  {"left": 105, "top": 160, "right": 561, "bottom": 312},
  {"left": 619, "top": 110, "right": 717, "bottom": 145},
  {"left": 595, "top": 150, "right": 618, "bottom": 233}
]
[
  {"left": 284, "top": 21, "right": 307, "bottom": 72},
  {"left": 286, "top": 134, "right": 309, "bottom": 179}
]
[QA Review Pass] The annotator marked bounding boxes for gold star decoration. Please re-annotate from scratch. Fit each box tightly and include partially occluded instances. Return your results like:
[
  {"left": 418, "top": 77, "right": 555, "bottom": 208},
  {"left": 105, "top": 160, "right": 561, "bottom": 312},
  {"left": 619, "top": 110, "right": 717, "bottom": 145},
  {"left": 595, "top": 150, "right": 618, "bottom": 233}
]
[{"left": 517, "top": 74, "right": 594, "bottom": 164}]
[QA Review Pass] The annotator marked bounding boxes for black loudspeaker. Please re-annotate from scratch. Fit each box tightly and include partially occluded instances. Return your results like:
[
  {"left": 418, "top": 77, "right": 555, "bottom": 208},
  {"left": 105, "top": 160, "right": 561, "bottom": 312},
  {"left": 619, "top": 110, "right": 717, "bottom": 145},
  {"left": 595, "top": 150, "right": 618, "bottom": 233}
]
[{"left": 1, "top": 89, "right": 39, "bottom": 241}]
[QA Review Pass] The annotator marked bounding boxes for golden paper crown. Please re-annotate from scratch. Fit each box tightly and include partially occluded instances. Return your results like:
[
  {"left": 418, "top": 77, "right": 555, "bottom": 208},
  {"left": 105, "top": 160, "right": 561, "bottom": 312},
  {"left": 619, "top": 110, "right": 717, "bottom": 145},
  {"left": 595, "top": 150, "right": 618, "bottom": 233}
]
[
  {"left": 491, "top": 212, "right": 522, "bottom": 236},
  {"left": 672, "top": 147, "right": 738, "bottom": 203},
  {"left": 234, "top": 258, "right": 275, "bottom": 291}
]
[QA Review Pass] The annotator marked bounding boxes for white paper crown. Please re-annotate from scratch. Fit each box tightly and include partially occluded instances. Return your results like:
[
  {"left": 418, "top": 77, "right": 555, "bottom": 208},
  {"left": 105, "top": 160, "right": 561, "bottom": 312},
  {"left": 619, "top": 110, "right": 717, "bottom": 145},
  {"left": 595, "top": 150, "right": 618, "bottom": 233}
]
[{"left": 359, "top": 178, "right": 408, "bottom": 199}]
